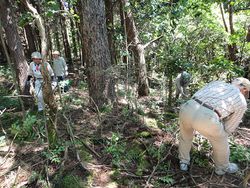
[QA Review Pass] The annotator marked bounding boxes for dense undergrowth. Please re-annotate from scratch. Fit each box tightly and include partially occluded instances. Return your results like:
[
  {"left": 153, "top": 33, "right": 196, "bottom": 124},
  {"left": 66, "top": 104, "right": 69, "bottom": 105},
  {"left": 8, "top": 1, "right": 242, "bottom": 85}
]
[{"left": 0, "top": 66, "right": 250, "bottom": 187}]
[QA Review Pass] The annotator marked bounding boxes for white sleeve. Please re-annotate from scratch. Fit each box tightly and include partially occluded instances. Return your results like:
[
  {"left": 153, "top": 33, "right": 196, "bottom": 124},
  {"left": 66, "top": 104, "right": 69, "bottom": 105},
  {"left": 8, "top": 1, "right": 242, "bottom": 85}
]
[
  {"left": 46, "top": 62, "right": 54, "bottom": 76},
  {"left": 62, "top": 57, "right": 68, "bottom": 71},
  {"left": 224, "top": 98, "right": 247, "bottom": 133},
  {"left": 28, "top": 62, "right": 34, "bottom": 76}
]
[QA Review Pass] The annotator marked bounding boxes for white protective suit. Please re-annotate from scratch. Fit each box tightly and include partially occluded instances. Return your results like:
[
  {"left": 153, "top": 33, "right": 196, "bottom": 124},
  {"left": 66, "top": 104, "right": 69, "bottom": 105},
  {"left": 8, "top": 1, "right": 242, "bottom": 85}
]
[{"left": 28, "top": 62, "right": 55, "bottom": 111}]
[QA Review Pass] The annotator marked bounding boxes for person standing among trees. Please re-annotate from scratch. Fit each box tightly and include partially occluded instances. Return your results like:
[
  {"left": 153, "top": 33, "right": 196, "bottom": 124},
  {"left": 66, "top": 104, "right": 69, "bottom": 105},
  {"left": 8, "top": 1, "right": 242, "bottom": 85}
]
[
  {"left": 26, "top": 52, "right": 55, "bottom": 112},
  {"left": 52, "top": 51, "right": 68, "bottom": 82},
  {"left": 178, "top": 77, "right": 250, "bottom": 175},
  {"left": 175, "top": 70, "right": 192, "bottom": 99}
]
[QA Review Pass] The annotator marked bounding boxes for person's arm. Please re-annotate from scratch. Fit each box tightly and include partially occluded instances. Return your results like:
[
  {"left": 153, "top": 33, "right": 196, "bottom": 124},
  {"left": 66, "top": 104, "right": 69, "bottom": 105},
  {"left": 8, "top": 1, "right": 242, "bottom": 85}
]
[
  {"left": 224, "top": 105, "right": 247, "bottom": 134},
  {"left": 62, "top": 57, "right": 68, "bottom": 76}
]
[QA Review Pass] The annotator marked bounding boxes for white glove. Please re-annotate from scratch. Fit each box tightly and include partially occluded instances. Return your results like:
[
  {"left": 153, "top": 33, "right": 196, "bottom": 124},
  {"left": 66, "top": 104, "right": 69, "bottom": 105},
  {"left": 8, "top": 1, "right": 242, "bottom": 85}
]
[{"left": 51, "top": 81, "right": 57, "bottom": 90}]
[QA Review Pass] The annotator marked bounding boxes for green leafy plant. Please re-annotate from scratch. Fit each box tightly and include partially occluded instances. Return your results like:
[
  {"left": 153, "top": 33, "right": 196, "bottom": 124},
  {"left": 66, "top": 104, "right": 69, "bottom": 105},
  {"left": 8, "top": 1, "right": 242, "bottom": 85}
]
[
  {"left": 158, "top": 175, "right": 174, "bottom": 185},
  {"left": 105, "top": 133, "right": 126, "bottom": 167},
  {"left": 230, "top": 142, "right": 250, "bottom": 163},
  {"left": 42, "top": 145, "right": 65, "bottom": 164},
  {"left": 10, "top": 115, "right": 39, "bottom": 141}
]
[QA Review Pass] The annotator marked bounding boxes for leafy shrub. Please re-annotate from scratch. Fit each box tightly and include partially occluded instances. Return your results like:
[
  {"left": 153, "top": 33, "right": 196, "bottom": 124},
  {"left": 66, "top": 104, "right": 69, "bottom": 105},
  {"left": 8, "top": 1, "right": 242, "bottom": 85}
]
[
  {"left": 158, "top": 175, "right": 174, "bottom": 185},
  {"left": 230, "top": 142, "right": 250, "bottom": 163},
  {"left": 10, "top": 114, "right": 40, "bottom": 141},
  {"left": 105, "top": 133, "right": 126, "bottom": 167},
  {"left": 42, "top": 145, "right": 65, "bottom": 164}
]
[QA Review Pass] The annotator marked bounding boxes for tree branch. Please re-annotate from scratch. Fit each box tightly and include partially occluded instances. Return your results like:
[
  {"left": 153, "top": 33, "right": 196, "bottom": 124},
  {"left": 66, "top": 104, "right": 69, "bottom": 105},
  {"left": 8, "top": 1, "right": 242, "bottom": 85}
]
[
  {"left": 219, "top": 3, "right": 228, "bottom": 33},
  {"left": 143, "top": 35, "right": 163, "bottom": 49}
]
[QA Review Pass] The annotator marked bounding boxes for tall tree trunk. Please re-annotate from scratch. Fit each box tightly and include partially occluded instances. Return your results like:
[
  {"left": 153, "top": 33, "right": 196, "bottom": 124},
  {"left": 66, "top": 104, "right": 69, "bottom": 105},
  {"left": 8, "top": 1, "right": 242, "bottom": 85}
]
[
  {"left": 105, "top": 0, "right": 116, "bottom": 65},
  {"left": 0, "top": 40, "right": 6, "bottom": 63},
  {"left": 228, "top": 3, "right": 237, "bottom": 62},
  {"left": 0, "top": 0, "right": 29, "bottom": 94},
  {"left": 58, "top": 0, "right": 72, "bottom": 64},
  {"left": 18, "top": 2, "right": 37, "bottom": 58},
  {"left": 75, "top": 2, "right": 85, "bottom": 66},
  {"left": 79, "top": 0, "right": 116, "bottom": 108},
  {"left": 24, "top": 25, "right": 37, "bottom": 58},
  {"left": 122, "top": 0, "right": 149, "bottom": 97},
  {"left": 246, "top": 25, "right": 250, "bottom": 42},
  {"left": 54, "top": 18, "right": 61, "bottom": 51},
  {"left": 119, "top": 0, "right": 128, "bottom": 66},
  {"left": 220, "top": 2, "right": 238, "bottom": 63},
  {"left": 70, "top": 19, "right": 78, "bottom": 60}
]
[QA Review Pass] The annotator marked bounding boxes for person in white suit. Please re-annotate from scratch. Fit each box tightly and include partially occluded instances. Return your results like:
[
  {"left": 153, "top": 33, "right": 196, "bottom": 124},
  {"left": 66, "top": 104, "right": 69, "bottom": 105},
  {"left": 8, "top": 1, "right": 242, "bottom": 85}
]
[{"left": 26, "top": 52, "right": 55, "bottom": 111}]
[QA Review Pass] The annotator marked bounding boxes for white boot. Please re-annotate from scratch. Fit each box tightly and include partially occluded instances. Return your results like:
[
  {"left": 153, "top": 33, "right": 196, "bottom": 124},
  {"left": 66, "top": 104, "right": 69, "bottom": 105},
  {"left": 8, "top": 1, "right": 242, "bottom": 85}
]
[
  {"left": 215, "top": 163, "right": 238, "bottom": 175},
  {"left": 180, "top": 163, "right": 188, "bottom": 171}
]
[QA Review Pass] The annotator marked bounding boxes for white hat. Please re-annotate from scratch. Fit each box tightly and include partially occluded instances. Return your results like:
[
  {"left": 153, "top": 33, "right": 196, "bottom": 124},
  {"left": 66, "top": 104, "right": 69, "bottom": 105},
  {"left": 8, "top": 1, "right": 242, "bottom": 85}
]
[
  {"left": 31, "top": 51, "right": 42, "bottom": 59},
  {"left": 52, "top": 51, "right": 60, "bottom": 55},
  {"left": 232, "top": 77, "right": 250, "bottom": 91}
]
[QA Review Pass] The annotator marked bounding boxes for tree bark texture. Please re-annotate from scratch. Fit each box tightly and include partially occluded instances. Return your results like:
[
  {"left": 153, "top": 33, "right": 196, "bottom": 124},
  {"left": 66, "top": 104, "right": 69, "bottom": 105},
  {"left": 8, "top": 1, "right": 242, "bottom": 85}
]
[
  {"left": 70, "top": 18, "right": 78, "bottom": 59},
  {"left": 228, "top": 3, "right": 238, "bottom": 62},
  {"left": 18, "top": 2, "right": 37, "bottom": 58},
  {"left": 246, "top": 25, "right": 250, "bottom": 42},
  {"left": 0, "top": 0, "right": 29, "bottom": 94},
  {"left": 122, "top": 0, "right": 149, "bottom": 96},
  {"left": 105, "top": 0, "right": 116, "bottom": 65},
  {"left": 79, "top": 0, "right": 116, "bottom": 108}
]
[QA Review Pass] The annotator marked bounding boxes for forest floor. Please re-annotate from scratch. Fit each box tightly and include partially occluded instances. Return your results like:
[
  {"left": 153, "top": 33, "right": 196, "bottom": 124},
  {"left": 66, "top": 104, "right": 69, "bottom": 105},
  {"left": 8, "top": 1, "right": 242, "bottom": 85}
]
[{"left": 0, "top": 71, "right": 250, "bottom": 188}]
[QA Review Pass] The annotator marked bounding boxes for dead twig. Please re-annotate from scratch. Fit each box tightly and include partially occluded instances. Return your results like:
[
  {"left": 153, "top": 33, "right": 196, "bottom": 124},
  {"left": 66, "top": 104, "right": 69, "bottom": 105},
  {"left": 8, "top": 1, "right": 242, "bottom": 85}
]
[
  {"left": 11, "top": 166, "right": 20, "bottom": 188},
  {"left": 0, "top": 133, "right": 18, "bottom": 166},
  {"left": 62, "top": 111, "right": 89, "bottom": 171},
  {"left": 144, "top": 129, "right": 178, "bottom": 187},
  {"left": 75, "top": 136, "right": 101, "bottom": 158}
]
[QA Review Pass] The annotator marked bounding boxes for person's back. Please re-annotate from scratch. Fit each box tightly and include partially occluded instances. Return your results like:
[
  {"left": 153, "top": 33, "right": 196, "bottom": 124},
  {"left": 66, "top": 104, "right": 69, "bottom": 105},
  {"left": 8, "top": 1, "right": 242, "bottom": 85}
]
[
  {"left": 52, "top": 51, "right": 68, "bottom": 81},
  {"left": 53, "top": 57, "right": 66, "bottom": 76},
  {"left": 175, "top": 71, "right": 191, "bottom": 99}
]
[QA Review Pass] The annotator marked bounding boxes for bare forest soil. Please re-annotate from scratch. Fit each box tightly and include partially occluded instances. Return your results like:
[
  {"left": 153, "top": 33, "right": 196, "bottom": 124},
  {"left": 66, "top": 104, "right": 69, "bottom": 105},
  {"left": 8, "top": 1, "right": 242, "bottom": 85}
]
[{"left": 0, "top": 72, "right": 250, "bottom": 188}]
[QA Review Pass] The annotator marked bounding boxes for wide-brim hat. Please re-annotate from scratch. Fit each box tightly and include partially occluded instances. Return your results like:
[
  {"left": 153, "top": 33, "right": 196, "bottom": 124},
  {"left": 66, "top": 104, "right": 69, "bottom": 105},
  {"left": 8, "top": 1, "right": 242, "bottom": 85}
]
[{"left": 52, "top": 51, "right": 60, "bottom": 55}]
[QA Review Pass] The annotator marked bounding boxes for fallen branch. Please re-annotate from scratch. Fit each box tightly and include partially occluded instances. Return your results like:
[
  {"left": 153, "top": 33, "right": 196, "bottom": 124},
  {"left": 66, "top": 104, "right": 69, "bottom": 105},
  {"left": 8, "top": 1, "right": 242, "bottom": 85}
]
[
  {"left": 75, "top": 136, "right": 101, "bottom": 158},
  {"left": 3, "top": 95, "right": 33, "bottom": 98}
]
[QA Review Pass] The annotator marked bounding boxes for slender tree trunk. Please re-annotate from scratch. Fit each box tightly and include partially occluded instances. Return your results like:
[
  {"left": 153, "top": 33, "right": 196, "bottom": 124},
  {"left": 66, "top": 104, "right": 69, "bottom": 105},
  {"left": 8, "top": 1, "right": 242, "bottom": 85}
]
[
  {"left": 18, "top": 2, "right": 37, "bottom": 58},
  {"left": 0, "top": 0, "right": 29, "bottom": 94},
  {"left": 70, "top": 19, "right": 78, "bottom": 60},
  {"left": 246, "top": 25, "right": 250, "bottom": 42},
  {"left": 79, "top": 0, "right": 116, "bottom": 108},
  {"left": 22, "top": 0, "right": 58, "bottom": 148},
  {"left": 58, "top": 0, "right": 72, "bottom": 64},
  {"left": 220, "top": 2, "right": 238, "bottom": 63},
  {"left": 46, "top": 23, "right": 52, "bottom": 58},
  {"left": 119, "top": 0, "right": 128, "bottom": 66},
  {"left": 24, "top": 25, "right": 37, "bottom": 58},
  {"left": 0, "top": 40, "right": 6, "bottom": 63},
  {"left": 228, "top": 3, "right": 238, "bottom": 62},
  {"left": 122, "top": 0, "right": 149, "bottom": 96},
  {"left": 75, "top": 2, "right": 85, "bottom": 66},
  {"left": 105, "top": 0, "right": 116, "bottom": 65},
  {"left": 54, "top": 18, "right": 61, "bottom": 51}
]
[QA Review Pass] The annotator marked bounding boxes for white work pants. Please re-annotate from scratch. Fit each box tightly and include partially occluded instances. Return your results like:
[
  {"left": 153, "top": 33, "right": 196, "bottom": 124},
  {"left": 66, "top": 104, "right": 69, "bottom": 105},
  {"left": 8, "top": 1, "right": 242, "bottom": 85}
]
[
  {"left": 178, "top": 99, "right": 230, "bottom": 170},
  {"left": 35, "top": 79, "right": 44, "bottom": 111}
]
